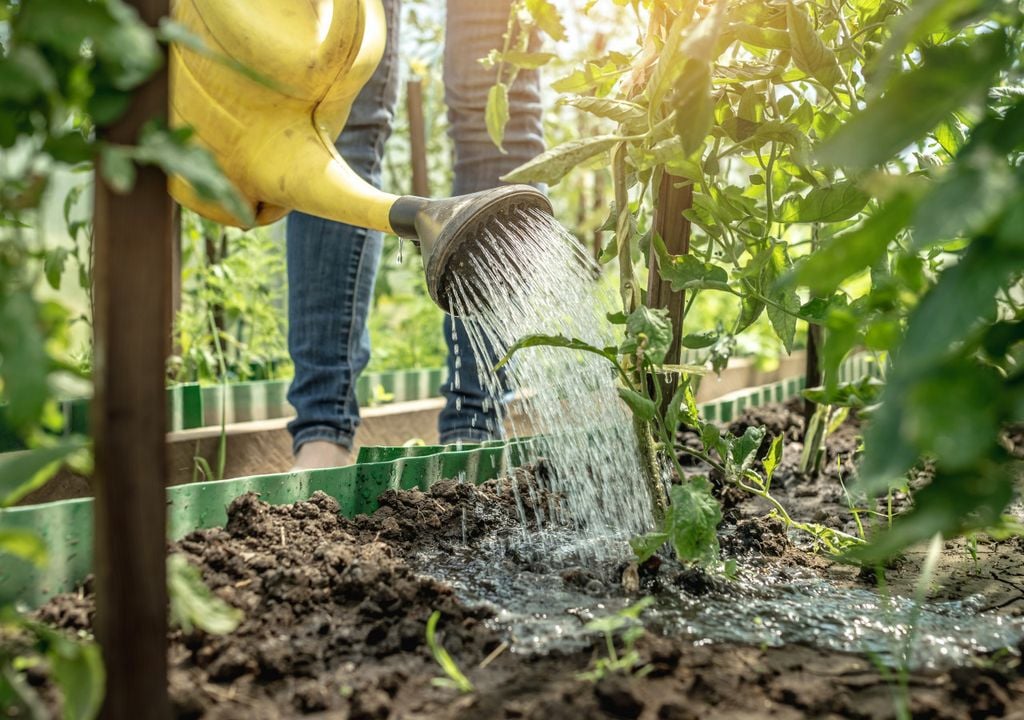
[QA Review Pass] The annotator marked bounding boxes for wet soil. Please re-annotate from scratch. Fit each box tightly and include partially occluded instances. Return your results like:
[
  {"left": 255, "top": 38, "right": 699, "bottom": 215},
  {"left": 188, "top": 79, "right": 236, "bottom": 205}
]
[
  {"left": 698, "top": 399, "right": 1024, "bottom": 612},
  {"left": 27, "top": 405, "right": 1024, "bottom": 719}
]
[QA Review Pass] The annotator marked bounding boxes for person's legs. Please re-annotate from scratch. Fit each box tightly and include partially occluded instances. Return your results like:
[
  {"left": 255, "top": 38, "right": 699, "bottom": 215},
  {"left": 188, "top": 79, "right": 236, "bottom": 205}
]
[
  {"left": 439, "top": 0, "right": 545, "bottom": 443},
  {"left": 286, "top": 0, "right": 402, "bottom": 464}
]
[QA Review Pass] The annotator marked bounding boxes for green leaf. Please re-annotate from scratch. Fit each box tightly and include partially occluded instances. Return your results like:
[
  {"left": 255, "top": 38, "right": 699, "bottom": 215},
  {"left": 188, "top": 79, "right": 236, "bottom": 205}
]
[
  {"left": 763, "top": 434, "right": 784, "bottom": 485},
  {"left": 44, "top": 131, "right": 93, "bottom": 165},
  {"left": 911, "top": 148, "right": 1017, "bottom": 250},
  {"left": 0, "top": 47, "right": 56, "bottom": 103},
  {"left": 664, "top": 380, "right": 689, "bottom": 435},
  {"left": 494, "top": 334, "right": 618, "bottom": 371},
  {"left": 665, "top": 478, "right": 721, "bottom": 566},
  {"left": 767, "top": 286, "right": 800, "bottom": 353},
  {"left": 485, "top": 83, "right": 510, "bottom": 153},
  {"left": 618, "top": 387, "right": 657, "bottom": 422},
  {"left": 734, "top": 24, "right": 790, "bottom": 50},
  {"left": 855, "top": 241, "right": 1019, "bottom": 488},
  {"left": 731, "top": 426, "right": 766, "bottom": 470},
  {"left": 779, "top": 182, "right": 870, "bottom": 223},
  {"left": 0, "top": 440, "right": 89, "bottom": 507},
  {"left": 652, "top": 232, "right": 729, "bottom": 292},
  {"left": 17, "top": 0, "right": 160, "bottom": 90},
  {"left": 736, "top": 294, "right": 766, "bottom": 332},
  {"left": 0, "top": 529, "right": 47, "bottom": 566},
  {"left": 674, "top": 62, "right": 714, "bottom": 155},
  {"left": 622, "top": 306, "right": 673, "bottom": 364},
  {"left": 790, "top": 194, "right": 916, "bottom": 295},
  {"left": 750, "top": 121, "right": 811, "bottom": 167},
  {"left": 629, "top": 532, "right": 669, "bottom": 563},
  {"left": 43, "top": 247, "right": 70, "bottom": 290},
  {"left": 524, "top": 0, "right": 566, "bottom": 41},
  {"left": 32, "top": 625, "right": 106, "bottom": 720},
  {"left": 500, "top": 51, "right": 558, "bottom": 69},
  {"left": 99, "top": 145, "right": 136, "bottom": 193},
  {"left": 786, "top": 2, "right": 843, "bottom": 88},
  {"left": 803, "top": 375, "right": 884, "bottom": 408},
  {"left": 501, "top": 136, "right": 619, "bottom": 185},
  {"left": 561, "top": 96, "right": 646, "bottom": 127},
  {"left": 681, "top": 330, "right": 719, "bottom": 349},
  {"left": 934, "top": 116, "right": 966, "bottom": 157},
  {"left": 817, "top": 32, "right": 1008, "bottom": 168},
  {"left": 132, "top": 123, "right": 254, "bottom": 225},
  {"left": 765, "top": 244, "right": 798, "bottom": 353},
  {"left": 167, "top": 553, "right": 243, "bottom": 634},
  {"left": 0, "top": 292, "right": 49, "bottom": 433},
  {"left": 679, "top": 0, "right": 726, "bottom": 63},
  {"left": 682, "top": 383, "right": 701, "bottom": 427}
]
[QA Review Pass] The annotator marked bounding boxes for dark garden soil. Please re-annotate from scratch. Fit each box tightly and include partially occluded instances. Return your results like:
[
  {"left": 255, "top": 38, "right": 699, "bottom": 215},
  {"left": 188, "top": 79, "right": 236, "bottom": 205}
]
[{"left": 30, "top": 403, "right": 1024, "bottom": 720}]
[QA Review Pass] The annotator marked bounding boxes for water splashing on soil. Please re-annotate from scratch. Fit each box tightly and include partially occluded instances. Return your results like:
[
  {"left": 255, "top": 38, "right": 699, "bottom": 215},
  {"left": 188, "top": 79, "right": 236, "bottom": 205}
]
[{"left": 412, "top": 526, "right": 1024, "bottom": 671}]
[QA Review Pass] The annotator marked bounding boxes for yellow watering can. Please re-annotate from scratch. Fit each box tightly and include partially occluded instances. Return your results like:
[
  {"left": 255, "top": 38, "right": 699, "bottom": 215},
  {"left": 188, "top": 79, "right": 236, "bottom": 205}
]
[{"left": 168, "top": 0, "right": 550, "bottom": 312}]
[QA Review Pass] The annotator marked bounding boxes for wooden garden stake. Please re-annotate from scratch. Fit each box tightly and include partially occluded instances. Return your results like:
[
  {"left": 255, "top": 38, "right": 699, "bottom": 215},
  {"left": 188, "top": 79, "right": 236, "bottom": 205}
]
[
  {"left": 803, "top": 223, "right": 823, "bottom": 431},
  {"left": 803, "top": 324, "right": 823, "bottom": 429},
  {"left": 648, "top": 171, "right": 693, "bottom": 411},
  {"left": 92, "top": 0, "right": 172, "bottom": 716},
  {"left": 407, "top": 78, "right": 430, "bottom": 197}
]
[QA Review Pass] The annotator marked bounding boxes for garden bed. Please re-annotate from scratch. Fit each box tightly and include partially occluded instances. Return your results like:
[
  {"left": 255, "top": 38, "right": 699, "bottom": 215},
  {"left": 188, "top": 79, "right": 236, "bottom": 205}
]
[{"left": 25, "top": 401, "right": 1024, "bottom": 719}]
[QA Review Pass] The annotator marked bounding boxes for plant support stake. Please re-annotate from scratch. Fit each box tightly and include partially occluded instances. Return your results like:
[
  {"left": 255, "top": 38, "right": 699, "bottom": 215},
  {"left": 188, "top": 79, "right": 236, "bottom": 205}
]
[{"left": 92, "top": 0, "right": 172, "bottom": 715}]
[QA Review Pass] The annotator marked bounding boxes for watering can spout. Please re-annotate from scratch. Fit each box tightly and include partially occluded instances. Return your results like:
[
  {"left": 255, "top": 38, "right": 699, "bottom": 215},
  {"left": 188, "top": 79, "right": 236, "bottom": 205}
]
[
  {"left": 168, "top": 0, "right": 554, "bottom": 314},
  {"left": 388, "top": 186, "right": 552, "bottom": 312}
]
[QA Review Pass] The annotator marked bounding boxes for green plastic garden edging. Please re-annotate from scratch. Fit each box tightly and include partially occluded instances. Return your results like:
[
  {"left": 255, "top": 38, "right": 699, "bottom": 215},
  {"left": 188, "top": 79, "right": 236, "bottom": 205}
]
[
  {"left": 0, "top": 353, "right": 879, "bottom": 609},
  {"left": 0, "top": 368, "right": 450, "bottom": 453}
]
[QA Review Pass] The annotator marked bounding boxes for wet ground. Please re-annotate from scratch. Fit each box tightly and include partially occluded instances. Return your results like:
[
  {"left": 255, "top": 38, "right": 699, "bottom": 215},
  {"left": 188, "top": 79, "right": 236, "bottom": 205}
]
[{"left": 25, "top": 403, "right": 1024, "bottom": 719}]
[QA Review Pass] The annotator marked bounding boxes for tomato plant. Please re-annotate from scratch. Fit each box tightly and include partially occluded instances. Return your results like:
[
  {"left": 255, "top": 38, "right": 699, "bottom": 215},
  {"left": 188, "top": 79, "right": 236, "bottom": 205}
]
[{"left": 490, "top": 0, "right": 1024, "bottom": 562}]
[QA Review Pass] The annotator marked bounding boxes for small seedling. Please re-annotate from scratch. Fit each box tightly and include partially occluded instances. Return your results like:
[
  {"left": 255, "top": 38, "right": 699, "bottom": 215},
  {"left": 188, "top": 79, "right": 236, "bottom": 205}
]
[
  {"left": 167, "top": 554, "right": 243, "bottom": 635},
  {"left": 577, "top": 597, "right": 655, "bottom": 682},
  {"left": 425, "top": 611, "right": 474, "bottom": 694}
]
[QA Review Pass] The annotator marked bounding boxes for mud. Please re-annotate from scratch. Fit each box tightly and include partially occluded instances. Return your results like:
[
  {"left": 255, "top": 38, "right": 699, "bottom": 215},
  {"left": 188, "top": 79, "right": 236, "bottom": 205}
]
[{"left": 26, "top": 405, "right": 1024, "bottom": 719}]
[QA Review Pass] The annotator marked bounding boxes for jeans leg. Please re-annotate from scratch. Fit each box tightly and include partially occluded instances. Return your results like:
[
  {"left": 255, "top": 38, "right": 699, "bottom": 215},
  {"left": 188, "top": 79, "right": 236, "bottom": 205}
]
[
  {"left": 438, "top": 0, "right": 545, "bottom": 443},
  {"left": 286, "top": 0, "right": 402, "bottom": 453}
]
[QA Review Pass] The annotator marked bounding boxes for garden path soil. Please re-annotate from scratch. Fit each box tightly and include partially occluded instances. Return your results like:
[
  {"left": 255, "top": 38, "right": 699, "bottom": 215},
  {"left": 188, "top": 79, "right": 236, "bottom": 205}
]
[{"left": 31, "top": 403, "right": 1024, "bottom": 720}]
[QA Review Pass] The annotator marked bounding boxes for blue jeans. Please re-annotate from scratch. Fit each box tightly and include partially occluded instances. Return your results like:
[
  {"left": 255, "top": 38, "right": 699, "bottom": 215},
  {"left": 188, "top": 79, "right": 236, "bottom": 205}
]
[{"left": 286, "top": 0, "right": 544, "bottom": 452}]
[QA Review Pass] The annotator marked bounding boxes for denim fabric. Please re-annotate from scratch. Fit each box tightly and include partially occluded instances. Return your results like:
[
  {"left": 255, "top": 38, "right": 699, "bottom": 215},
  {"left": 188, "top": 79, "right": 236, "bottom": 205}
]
[{"left": 286, "top": 0, "right": 544, "bottom": 452}]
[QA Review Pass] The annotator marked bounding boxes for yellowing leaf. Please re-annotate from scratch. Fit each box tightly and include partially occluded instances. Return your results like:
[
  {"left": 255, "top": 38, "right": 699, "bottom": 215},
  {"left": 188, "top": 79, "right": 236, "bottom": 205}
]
[
  {"left": 501, "top": 51, "right": 557, "bottom": 69},
  {"left": 525, "top": 0, "right": 566, "bottom": 41},
  {"left": 485, "top": 83, "right": 510, "bottom": 153}
]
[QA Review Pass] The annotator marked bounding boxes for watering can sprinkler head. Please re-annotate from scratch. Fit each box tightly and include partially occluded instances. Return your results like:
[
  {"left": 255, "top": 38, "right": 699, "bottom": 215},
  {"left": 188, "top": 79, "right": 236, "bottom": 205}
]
[{"left": 388, "top": 185, "right": 553, "bottom": 315}]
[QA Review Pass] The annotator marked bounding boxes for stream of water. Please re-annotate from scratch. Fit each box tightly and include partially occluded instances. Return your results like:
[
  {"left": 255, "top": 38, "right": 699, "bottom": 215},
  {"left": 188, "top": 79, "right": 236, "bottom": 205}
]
[{"left": 446, "top": 207, "right": 652, "bottom": 554}]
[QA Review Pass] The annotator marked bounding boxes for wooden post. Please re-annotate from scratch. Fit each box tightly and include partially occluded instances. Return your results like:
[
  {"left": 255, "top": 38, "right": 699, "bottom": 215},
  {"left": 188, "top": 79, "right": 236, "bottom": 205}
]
[
  {"left": 406, "top": 78, "right": 429, "bottom": 197},
  {"left": 803, "top": 223, "right": 823, "bottom": 431},
  {"left": 803, "top": 324, "right": 823, "bottom": 428},
  {"left": 92, "top": 0, "right": 172, "bottom": 716},
  {"left": 170, "top": 204, "right": 182, "bottom": 356},
  {"left": 648, "top": 172, "right": 693, "bottom": 410}
]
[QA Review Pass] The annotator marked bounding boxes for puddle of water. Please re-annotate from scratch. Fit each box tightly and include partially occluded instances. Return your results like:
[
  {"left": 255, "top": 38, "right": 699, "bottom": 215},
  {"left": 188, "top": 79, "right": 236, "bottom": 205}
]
[{"left": 412, "top": 527, "right": 1024, "bottom": 671}]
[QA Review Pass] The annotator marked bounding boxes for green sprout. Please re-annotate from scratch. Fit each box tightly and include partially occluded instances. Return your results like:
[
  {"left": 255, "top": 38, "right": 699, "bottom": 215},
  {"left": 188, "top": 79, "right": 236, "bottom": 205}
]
[
  {"left": 577, "top": 597, "right": 655, "bottom": 682},
  {"left": 425, "top": 611, "right": 474, "bottom": 694}
]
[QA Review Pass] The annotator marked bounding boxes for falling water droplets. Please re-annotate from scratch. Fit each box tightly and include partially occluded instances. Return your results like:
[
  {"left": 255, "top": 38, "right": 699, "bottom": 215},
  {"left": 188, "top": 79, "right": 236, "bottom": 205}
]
[{"left": 445, "top": 207, "right": 652, "bottom": 557}]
